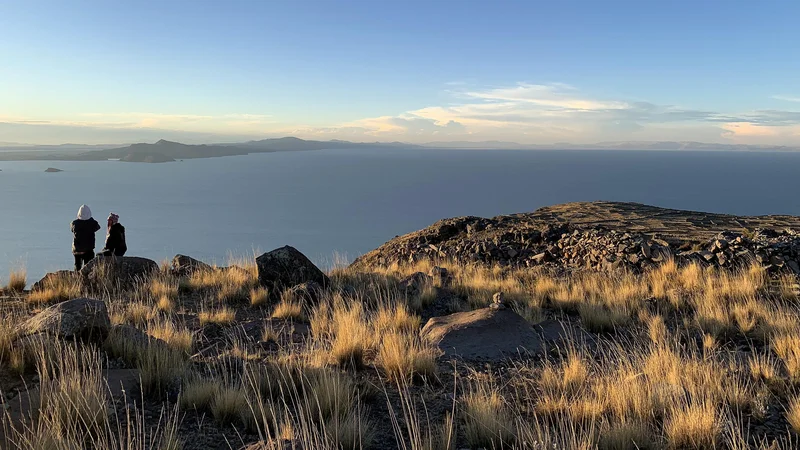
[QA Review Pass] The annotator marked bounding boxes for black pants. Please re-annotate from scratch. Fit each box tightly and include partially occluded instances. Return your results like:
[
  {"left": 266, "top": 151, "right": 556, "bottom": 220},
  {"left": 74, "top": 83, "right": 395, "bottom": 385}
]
[{"left": 74, "top": 253, "right": 94, "bottom": 271}]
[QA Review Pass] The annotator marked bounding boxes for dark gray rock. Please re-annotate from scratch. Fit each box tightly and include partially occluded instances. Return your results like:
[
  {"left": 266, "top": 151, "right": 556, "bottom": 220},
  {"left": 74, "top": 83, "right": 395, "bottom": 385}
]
[
  {"left": 31, "top": 270, "right": 79, "bottom": 292},
  {"left": 19, "top": 298, "right": 110, "bottom": 341},
  {"left": 420, "top": 308, "right": 543, "bottom": 360},
  {"left": 171, "top": 254, "right": 212, "bottom": 277},
  {"left": 256, "top": 246, "right": 329, "bottom": 293},
  {"left": 80, "top": 256, "right": 158, "bottom": 292}
]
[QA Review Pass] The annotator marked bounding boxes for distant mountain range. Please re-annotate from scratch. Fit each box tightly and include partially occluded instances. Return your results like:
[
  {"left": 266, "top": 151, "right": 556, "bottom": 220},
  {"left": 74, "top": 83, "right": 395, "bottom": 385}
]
[{"left": 0, "top": 138, "right": 798, "bottom": 163}]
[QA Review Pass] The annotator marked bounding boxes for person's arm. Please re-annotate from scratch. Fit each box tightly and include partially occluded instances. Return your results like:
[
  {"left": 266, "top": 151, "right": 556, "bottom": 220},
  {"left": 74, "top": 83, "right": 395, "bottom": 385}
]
[{"left": 93, "top": 219, "right": 101, "bottom": 232}]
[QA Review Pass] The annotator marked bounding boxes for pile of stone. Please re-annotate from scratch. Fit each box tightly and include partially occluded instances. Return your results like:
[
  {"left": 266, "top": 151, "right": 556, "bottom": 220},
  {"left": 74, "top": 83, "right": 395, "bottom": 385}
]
[
  {"left": 354, "top": 216, "right": 800, "bottom": 276},
  {"left": 678, "top": 229, "right": 800, "bottom": 274}
]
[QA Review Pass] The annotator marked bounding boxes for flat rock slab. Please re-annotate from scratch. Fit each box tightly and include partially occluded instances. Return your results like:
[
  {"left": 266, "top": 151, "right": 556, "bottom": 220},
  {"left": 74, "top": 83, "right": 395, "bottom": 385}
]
[{"left": 420, "top": 307, "right": 543, "bottom": 360}]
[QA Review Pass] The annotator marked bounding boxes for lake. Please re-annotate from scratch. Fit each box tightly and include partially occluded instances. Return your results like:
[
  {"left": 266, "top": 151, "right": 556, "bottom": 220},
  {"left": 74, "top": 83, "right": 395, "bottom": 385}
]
[{"left": 2, "top": 147, "right": 800, "bottom": 283}]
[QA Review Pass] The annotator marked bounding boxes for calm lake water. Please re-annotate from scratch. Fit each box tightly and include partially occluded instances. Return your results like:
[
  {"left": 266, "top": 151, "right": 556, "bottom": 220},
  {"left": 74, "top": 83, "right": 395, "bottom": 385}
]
[{"left": 2, "top": 148, "right": 800, "bottom": 282}]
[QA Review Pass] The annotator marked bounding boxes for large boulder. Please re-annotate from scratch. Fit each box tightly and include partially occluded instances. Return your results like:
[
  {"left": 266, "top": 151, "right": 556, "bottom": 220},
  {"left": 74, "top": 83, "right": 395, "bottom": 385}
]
[
  {"left": 19, "top": 298, "right": 110, "bottom": 341},
  {"left": 171, "top": 254, "right": 212, "bottom": 277},
  {"left": 80, "top": 256, "right": 158, "bottom": 291},
  {"left": 256, "top": 246, "right": 329, "bottom": 293},
  {"left": 420, "top": 308, "right": 543, "bottom": 360}
]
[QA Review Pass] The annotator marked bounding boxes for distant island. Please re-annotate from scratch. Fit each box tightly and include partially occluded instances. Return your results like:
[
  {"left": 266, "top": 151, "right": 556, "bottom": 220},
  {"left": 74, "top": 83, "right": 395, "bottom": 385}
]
[
  {"left": 0, "top": 137, "right": 419, "bottom": 163},
  {"left": 1, "top": 137, "right": 800, "bottom": 163},
  {"left": 44, "top": 167, "right": 63, "bottom": 173}
]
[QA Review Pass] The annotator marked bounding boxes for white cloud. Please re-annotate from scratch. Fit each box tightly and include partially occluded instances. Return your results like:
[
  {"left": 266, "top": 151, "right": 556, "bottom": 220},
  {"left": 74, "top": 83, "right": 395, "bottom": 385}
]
[
  {"left": 772, "top": 95, "right": 800, "bottom": 103},
  {"left": 5, "top": 84, "right": 800, "bottom": 145}
]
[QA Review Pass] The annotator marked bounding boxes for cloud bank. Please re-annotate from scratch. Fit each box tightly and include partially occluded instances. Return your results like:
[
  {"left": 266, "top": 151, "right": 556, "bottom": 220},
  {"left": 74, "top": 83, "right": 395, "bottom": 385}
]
[{"left": 3, "top": 83, "right": 800, "bottom": 145}]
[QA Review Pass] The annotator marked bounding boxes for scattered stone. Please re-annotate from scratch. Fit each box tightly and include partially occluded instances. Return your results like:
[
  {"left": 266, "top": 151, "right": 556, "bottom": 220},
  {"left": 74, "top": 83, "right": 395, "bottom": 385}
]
[
  {"left": 256, "top": 246, "right": 329, "bottom": 293},
  {"left": 489, "top": 292, "right": 506, "bottom": 310},
  {"left": 19, "top": 298, "right": 110, "bottom": 341},
  {"left": 420, "top": 307, "right": 543, "bottom": 360}
]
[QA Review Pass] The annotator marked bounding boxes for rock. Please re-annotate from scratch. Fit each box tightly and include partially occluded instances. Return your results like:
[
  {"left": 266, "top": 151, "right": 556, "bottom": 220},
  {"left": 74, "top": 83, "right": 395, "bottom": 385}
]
[
  {"left": 420, "top": 308, "right": 543, "bottom": 360},
  {"left": 31, "top": 270, "right": 79, "bottom": 291},
  {"left": 770, "top": 255, "right": 785, "bottom": 267},
  {"left": 171, "top": 254, "right": 212, "bottom": 277},
  {"left": 428, "top": 266, "right": 452, "bottom": 287},
  {"left": 44, "top": 167, "right": 63, "bottom": 173},
  {"left": 788, "top": 260, "right": 800, "bottom": 275},
  {"left": 489, "top": 292, "right": 506, "bottom": 310},
  {"left": 256, "top": 246, "right": 329, "bottom": 293},
  {"left": 697, "top": 251, "right": 715, "bottom": 262},
  {"left": 80, "top": 256, "right": 158, "bottom": 292},
  {"left": 641, "top": 243, "right": 652, "bottom": 259},
  {"left": 399, "top": 272, "right": 432, "bottom": 297},
  {"left": 531, "top": 252, "right": 549, "bottom": 264},
  {"left": 19, "top": 298, "right": 110, "bottom": 341},
  {"left": 288, "top": 281, "right": 324, "bottom": 305}
]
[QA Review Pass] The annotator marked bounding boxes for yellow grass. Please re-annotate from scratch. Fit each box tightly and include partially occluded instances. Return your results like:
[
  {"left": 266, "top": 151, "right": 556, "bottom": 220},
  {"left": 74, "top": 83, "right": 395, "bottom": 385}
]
[
  {"left": 148, "top": 319, "right": 193, "bottom": 354},
  {"left": 250, "top": 286, "right": 270, "bottom": 306},
  {"left": 199, "top": 307, "right": 236, "bottom": 326},
  {"left": 272, "top": 292, "right": 306, "bottom": 321},
  {"left": 663, "top": 400, "right": 720, "bottom": 449},
  {"left": 26, "top": 273, "right": 80, "bottom": 305},
  {"left": 5, "top": 267, "right": 27, "bottom": 292},
  {"left": 787, "top": 396, "right": 800, "bottom": 434},
  {"left": 462, "top": 377, "right": 515, "bottom": 449},
  {"left": 376, "top": 332, "right": 438, "bottom": 382}
]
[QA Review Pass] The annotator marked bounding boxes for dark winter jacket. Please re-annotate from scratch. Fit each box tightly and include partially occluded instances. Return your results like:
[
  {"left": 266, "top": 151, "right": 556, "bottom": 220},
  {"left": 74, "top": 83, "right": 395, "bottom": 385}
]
[
  {"left": 71, "top": 218, "right": 101, "bottom": 254},
  {"left": 101, "top": 223, "right": 127, "bottom": 256}
]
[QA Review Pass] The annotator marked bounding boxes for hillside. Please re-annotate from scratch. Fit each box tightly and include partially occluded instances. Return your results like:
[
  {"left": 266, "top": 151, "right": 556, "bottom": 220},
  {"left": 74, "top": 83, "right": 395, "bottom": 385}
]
[{"left": 1, "top": 203, "right": 800, "bottom": 448}]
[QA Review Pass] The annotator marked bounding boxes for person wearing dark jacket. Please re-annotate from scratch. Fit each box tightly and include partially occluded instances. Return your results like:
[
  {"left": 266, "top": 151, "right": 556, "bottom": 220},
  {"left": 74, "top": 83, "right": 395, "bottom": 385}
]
[
  {"left": 71, "top": 204, "right": 101, "bottom": 271},
  {"left": 100, "top": 213, "right": 127, "bottom": 257}
]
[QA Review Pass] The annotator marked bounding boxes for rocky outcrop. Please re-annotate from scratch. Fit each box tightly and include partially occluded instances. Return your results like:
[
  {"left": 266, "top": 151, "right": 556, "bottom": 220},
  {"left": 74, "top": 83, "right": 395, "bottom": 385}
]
[
  {"left": 171, "top": 254, "right": 212, "bottom": 277},
  {"left": 80, "top": 255, "right": 158, "bottom": 291},
  {"left": 19, "top": 298, "right": 110, "bottom": 341},
  {"left": 352, "top": 201, "right": 800, "bottom": 275},
  {"left": 420, "top": 308, "right": 543, "bottom": 360},
  {"left": 256, "top": 246, "right": 329, "bottom": 293}
]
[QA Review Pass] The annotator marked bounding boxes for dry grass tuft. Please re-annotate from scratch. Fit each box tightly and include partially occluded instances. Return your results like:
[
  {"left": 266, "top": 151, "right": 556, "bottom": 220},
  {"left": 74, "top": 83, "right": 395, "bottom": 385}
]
[
  {"left": 664, "top": 400, "right": 720, "bottom": 449},
  {"left": 148, "top": 319, "right": 193, "bottom": 354},
  {"left": 26, "top": 273, "right": 80, "bottom": 305},
  {"left": 377, "top": 332, "right": 438, "bottom": 382},
  {"left": 272, "top": 291, "right": 306, "bottom": 321},
  {"left": 199, "top": 307, "right": 236, "bottom": 326},
  {"left": 250, "top": 286, "right": 270, "bottom": 307},
  {"left": 462, "top": 378, "right": 515, "bottom": 449},
  {"left": 787, "top": 396, "right": 800, "bottom": 434},
  {"left": 5, "top": 267, "right": 27, "bottom": 292}
]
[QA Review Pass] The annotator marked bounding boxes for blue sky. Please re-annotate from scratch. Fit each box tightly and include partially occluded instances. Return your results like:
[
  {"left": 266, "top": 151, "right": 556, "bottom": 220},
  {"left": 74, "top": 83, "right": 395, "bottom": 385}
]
[{"left": 2, "top": 0, "right": 800, "bottom": 145}]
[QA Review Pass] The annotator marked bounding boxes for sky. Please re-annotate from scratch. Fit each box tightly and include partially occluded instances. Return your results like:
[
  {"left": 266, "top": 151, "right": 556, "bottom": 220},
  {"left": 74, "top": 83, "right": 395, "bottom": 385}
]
[{"left": 2, "top": 0, "right": 800, "bottom": 146}]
